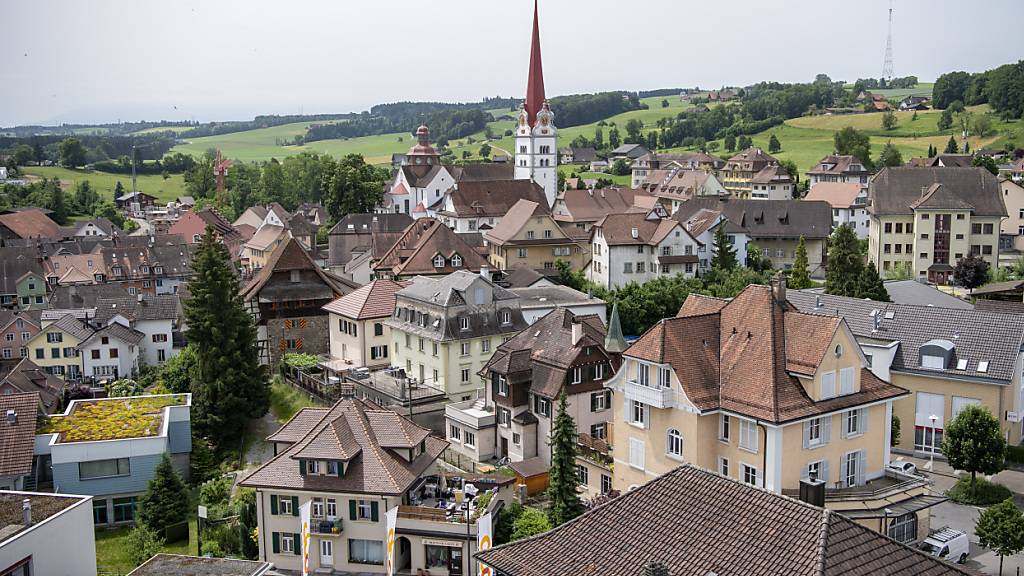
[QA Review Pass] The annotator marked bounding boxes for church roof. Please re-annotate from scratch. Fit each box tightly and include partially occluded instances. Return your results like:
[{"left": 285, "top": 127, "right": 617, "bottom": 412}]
[{"left": 524, "top": 0, "right": 546, "bottom": 128}]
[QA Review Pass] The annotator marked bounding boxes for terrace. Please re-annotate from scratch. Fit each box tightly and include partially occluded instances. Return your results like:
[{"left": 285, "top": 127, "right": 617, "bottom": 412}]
[{"left": 37, "top": 394, "right": 189, "bottom": 443}]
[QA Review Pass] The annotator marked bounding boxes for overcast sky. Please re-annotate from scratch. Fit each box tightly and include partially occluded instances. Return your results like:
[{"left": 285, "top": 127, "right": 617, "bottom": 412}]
[{"left": 2, "top": 0, "right": 1021, "bottom": 127}]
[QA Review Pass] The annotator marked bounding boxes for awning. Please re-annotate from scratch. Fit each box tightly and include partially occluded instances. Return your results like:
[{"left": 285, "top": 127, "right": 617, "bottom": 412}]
[
  {"left": 927, "top": 263, "right": 955, "bottom": 272},
  {"left": 837, "top": 494, "right": 948, "bottom": 519}
]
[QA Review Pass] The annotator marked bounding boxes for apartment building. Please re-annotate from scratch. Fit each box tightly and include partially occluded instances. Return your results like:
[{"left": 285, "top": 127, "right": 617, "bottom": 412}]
[
  {"left": 372, "top": 217, "right": 489, "bottom": 281},
  {"left": 0, "top": 310, "right": 40, "bottom": 363},
  {"left": 239, "top": 395, "right": 503, "bottom": 575},
  {"left": 433, "top": 180, "right": 547, "bottom": 233},
  {"left": 588, "top": 209, "right": 701, "bottom": 289},
  {"left": 868, "top": 167, "right": 1006, "bottom": 283},
  {"left": 805, "top": 182, "right": 870, "bottom": 239},
  {"left": 483, "top": 199, "right": 589, "bottom": 273},
  {"left": 92, "top": 294, "right": 181, "bottom": 366},
  {"left": 749, "top": 164, "right": 795, "bottom": 200},
  {"left": 788, "top": 290, "right": 1024, "bottom": 450},
  {"left": 630, "top": 151, "right": 724, "bottom": 188},
  {"left": 999, "top": 177, "right": 1024, "bottom": 255},
  {"left": 0, "top": 491, "right": 96, "bottom": 576},
  {"left": 637, "top": 168, "right": 728, "bottom": 214},
  {"left": 78, "top": 321, "right": 143, "bottom": 380},
  {"left": 445, "top": 307, "right": 624, "bottom": 468},
  {"left": 323, "top": 280, "right": 409, "bottom": 370},
  {"left": 720, "top": 147, "right": 778, "bottom": 198},
  {"left": 386, "top": 271, "right": 528, "bottom": 401},
  {"left": 606, "top": 281, "right": 937, "bottom": 542}
]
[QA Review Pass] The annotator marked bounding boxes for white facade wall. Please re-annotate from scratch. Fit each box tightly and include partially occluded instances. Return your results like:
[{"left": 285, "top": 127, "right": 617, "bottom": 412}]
[
  {"left": 135, "top": 318, "right": 175, "bottom": 366},
  {"left": 0, "top": 493, "right": 96, "bottom": 576},
  {"left": 80, "top": 336, "right": 139, "bottom": 380},
  {"left": 514, "top": 119, "right": 557, "bottom": 208}
]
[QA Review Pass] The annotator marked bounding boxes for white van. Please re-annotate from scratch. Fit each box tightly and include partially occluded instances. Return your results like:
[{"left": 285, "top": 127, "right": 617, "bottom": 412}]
[{"left": 917, "top": 527, "right": 970, "bottom": 564}]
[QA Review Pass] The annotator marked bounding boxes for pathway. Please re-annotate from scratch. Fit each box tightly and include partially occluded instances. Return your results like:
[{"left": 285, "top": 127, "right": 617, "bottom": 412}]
[{"left": 243, "top": 410, "right": 280, "bottom": 468}]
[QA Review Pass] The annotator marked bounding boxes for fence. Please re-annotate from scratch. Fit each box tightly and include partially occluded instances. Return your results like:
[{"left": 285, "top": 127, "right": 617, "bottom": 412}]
[{"left": 440, "top": 448, "right": 487, "bottom": 475}]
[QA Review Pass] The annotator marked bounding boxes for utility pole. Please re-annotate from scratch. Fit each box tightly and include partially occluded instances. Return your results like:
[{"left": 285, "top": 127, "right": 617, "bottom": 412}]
[
  {"left": 881, "top": 0, "right": 894, "bottom": 81},
  {"left": 130, "top": 143, "right": 138, "bottom": 196}
]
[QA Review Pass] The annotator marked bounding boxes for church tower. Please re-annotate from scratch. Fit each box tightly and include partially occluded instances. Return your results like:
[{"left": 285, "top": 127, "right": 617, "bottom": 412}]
[{"left": 514, "top": 0, "right": 557, "bottom": 208}]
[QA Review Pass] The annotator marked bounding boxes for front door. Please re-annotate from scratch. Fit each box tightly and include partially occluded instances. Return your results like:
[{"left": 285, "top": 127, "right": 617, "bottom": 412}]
[
  {"left": 320, "top": 539, "right": 333, "bottom": 567},
  {"left": 449, "top": 547, "right": 464, "bottom": 575},
  {"left": 500, "top": 437, "right": 509, "bottom": 458}
]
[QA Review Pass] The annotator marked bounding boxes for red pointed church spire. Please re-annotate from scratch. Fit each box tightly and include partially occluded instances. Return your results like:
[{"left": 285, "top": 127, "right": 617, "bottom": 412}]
[{"left": 524, "top": 0, "right": 546, "bottom": 128}]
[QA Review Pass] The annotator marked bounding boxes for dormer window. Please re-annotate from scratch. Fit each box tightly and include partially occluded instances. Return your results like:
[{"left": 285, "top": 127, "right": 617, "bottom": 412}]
[
  {"left": 451, "top": 254, "right": 462, "bottom": 267},
  {"left": 155, "top": 266, "right": 163, "bottom": 275},
  {"left": 459, "top": 316, "right": 469, "bottom": 330},
  {"left": 920, "top": 339, "right": 955, "bottom": 370},
  {"left": 500, "top": 311, "right": 511, "bottom": 325},
  {"left": 141, "top": 266, "right": 150, "bottom": 274},
  {"left": 433, "top": 254, "right": 445, "bottom": 268}
]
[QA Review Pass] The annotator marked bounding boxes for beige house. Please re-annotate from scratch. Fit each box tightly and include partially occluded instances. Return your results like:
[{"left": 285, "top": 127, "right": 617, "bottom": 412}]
[
  {"left": 323, "top": 280, "right": 408, "bottom": 370},
  {"left": 242, "top": 224, "right": 288, "bottom": 273},
  {"left": 868, "top": 167, "right": 1006, "bottom": 284},
  {"left": 788, "top": 290, "right": 1024, "bottom": 451},
  {"left": 1000, "top": 178, "right": 1024, "bottom": 255},
  {"left": 483, "top": 199, "right": 589, "bottom": 273},
  {"left": 606, "top": 281, "right": 938, "bottom": 543},
  {"left": 720, "top": 147, "right": 778, "bottom": 198}
]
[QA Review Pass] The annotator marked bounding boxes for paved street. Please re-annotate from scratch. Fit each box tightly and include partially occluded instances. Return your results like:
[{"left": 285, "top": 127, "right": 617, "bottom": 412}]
[{"left": 897, "top": 455, "right": 1024, "bottom": 575}]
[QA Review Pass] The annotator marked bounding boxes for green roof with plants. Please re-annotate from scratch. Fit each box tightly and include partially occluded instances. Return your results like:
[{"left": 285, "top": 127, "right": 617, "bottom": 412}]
[{"left": 38, "top": 395, "right": 188, "bottom": 443}]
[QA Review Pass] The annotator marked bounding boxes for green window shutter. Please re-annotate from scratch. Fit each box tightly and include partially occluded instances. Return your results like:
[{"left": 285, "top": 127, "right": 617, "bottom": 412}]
[
  {"left": 270, "top": 494, "right": 279, "bottom": 515},
  {"left": 293, "top": 532, "right": 302, "bottom": 556},
  {"left": 337, "top": 462, "right": 344, "bottom": 477},
  {"left": 371, "top": 501, "right": 379, "bottom": 522},
  {"left": 349, "top": 499, "right": 357, "bottom": 521},
  {"left": 299, "top": 460, "right": 306, "bottom": 476},
  {"left": 272, "top": 532, "right": 280, "bottom": 554},
  {"left": 291, "top": 496, "right": 299, "bottom": 516}
]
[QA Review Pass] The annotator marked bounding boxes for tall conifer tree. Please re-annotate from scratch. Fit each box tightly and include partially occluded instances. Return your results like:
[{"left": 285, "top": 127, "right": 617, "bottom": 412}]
[{"left": 547, "top": 391, "right": 583, "bottom": 526}]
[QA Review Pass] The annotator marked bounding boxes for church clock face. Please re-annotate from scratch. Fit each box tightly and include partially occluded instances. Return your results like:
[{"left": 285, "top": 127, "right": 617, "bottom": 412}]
[{"left": 540, "top": 114, "right": 549, "bottom": 126}]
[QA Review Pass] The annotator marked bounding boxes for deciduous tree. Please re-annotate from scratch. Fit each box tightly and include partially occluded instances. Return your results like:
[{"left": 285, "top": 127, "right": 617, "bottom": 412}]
[
  {"left": 942, "top": 405, "right": 1006, "bottom": 492},
  {"left": 511, "top": 506, "right": 551, "bottom": 541},
  {"left": 975, "top": 498, "right": 1024, "bottom": 576},
  {"left": 881, "top": 109, "right": 898, "bottom": 130},
  {"left": 954, "top": 253, "right": 990, "bottom": 292},
  {"left": 58, "top": 137, "right": 86, "bottom": 168},
  {"left": 877, "top": 142, "right": 903, "bottom": 167},
  {"left": 724, "top": 134, "right": 736, "bottom": 152},
  {"left": 833, "top": 127, "right": 873, "bottom": 170},
  {"left": 322, "top": 154, "right": 387, "bottom": 219}
]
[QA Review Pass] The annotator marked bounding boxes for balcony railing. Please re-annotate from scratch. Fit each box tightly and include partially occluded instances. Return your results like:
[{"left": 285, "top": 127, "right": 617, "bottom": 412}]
[
  {"left": 309, "top": 518, "right": 343, "bottom": 535},
  {"left": 823, "top": 470, "right": 930, "bottom": 502},
  {"left": 624, "top": 380, "right": 674, "bottom": 409}
]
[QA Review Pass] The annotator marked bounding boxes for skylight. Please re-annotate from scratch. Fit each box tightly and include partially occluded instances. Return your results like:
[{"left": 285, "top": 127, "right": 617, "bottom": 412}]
[
  {"left": 884, "top": 311, "right": 895, "bottom": 319},
  {"left": 956, "top": 359, "right": 968, "bottom": 370},
  {"left": 977, "top": 361, "right": 989, "bottom": 373}
]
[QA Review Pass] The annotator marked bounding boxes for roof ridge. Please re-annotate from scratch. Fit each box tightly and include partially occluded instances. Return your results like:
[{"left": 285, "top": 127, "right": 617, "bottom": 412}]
[
  {"left": 348, "top": 399, "right": 401, "bottom": 492},
  {"left": 814, "top": 508, "right": 831, "bottom": 576}
]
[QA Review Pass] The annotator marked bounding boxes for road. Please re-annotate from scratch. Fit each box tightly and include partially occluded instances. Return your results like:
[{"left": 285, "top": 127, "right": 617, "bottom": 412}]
[{"left": 899, "top": 455, "right": 1024, "bottom": 575}]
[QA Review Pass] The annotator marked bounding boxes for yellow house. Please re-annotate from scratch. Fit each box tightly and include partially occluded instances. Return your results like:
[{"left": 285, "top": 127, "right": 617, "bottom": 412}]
[
  {"left": 868, "top": 167, "right": 1005, "bottom": 283},
  {"left": 243, "top": 224, "right": 288, "bottom": 273},
  {"left": 606, "top": 280, "right": 939, "bottom": 543},
  {"left": 788, "top": 290, "right": 1024, "bottom": 451},
  {"left": 720, "top": 147, "right": 778, "bottom": 198},
  {"left": 483, "top": 199, "right": 590, "bottom": 273},
  {"left": 26, "top": 314, "right": 92, "bottom": 379}
]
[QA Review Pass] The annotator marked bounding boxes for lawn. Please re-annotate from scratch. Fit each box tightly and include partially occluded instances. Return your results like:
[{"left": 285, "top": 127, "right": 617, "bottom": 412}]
[
  {"left": 95, "top": 519, "right": 197, "bottom": 574},
  {"left": 845, "top": 82, "right": 934, "bottom": 100},
  {"left": 269, "top": 377, "right": 319, "bottom": 423},
  {"left": 20, "top": 166, "right": 187, "bottom": 204},
  {"left": 558, "top": 165, "right": 631, "bottom": 186},
  {"left": 132, "top": 125, "right": 194, "bottom": 135}
]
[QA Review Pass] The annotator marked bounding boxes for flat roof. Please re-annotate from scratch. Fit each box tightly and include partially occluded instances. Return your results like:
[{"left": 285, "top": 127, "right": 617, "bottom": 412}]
[
  {"left": 128, "top": 554, "right": 272, "bottom": 576},
  {"left": 0, "top": 491, "right": 90, "bottom": 544},
  {"left": 37, "top": 394, "right": 189, "bottom": 443},
  {"left": 511, "top": 285, "right": 605, "bottom": 309}
]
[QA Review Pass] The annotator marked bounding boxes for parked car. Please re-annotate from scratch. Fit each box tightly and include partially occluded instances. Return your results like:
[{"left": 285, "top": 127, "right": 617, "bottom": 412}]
[
  {"left": 887, "top": 460, "right": 918, "bottom": 476},
  {"left": 917, "top": 527, "right": 970, "bottom": 564}
]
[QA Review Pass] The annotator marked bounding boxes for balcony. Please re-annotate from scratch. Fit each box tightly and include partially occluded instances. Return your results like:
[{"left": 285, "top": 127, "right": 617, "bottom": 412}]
[
  {"left": 309, "top": 518, "right": 343, "bottom": 536},
  {"left": 624, "top": 379, "right": 674, "bottom": 409},
  {"left": 823, "top": 469, "right": 930, "bottom": 502}
]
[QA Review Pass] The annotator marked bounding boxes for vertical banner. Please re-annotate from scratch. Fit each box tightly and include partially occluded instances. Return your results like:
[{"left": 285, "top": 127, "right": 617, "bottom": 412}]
[
  {"left": 300, "top": 500, "right": 312, "bottom": 576},
  {"left": 477, "top": 511, "right": 493, "bottom": 576},
  {"left": 385, "top": 506, "right": 399, "bottom": 576}
]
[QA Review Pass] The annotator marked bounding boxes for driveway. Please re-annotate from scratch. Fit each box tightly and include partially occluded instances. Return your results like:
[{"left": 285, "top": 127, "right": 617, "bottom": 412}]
[{"left": 897, "top": 455, "right": 1024, "bottom": 575}]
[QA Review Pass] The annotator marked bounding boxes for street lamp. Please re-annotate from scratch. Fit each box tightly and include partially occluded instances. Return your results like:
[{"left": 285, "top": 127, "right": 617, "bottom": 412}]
[{"left": 925, "top": 414, "right": 938, "bottom": 471}]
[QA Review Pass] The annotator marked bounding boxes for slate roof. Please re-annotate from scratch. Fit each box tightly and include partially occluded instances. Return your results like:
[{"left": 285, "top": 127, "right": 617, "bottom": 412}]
[
  {"left": 628, "top": 284, "right": 906, "bottom": 423},
  {"left": 787, "top": 290, "right": 1024, "bottom": 384},
  {"left": 0, "top": 209, "right": 61, "bottom": 240},
  {"left": 437, "top": 180, "right": 548, "bottom": 218},
  {"left": 0, "top": 358, "right": 64, "bottom": 414},
  {"left": 322, "top": 280, "right": 409, "bottom": 320},
  {"left": 397, "top": 270, "right": 519, "bottom": 307},
  {"left": 239, "top": 397, "right": 447, "bottom": 495},
  {"left": 805, "top": 182, "right": 864, "bottom": 209},
  {"left": 0, "top": 392, "right": 40, "bottom": 478},
  {"left": 476, "top": 464, "right": 974, "bottom": 576},
  {"left": 869, "top": 167, "right": 1006, "bottom": 216},
  {"left": 674, "top": 197, "right": 833, "bottom": 240}
]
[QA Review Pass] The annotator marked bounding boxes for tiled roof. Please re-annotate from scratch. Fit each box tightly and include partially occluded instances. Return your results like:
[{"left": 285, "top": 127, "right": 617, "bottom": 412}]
[
  {"left": 374, "top": 218, "right": 488, "bottom": 277},
  {"left": 127, "top": 554, "right": 271, "bottom": 576},
  {"left": 0, "top": 248, "right": 44, "bottom": 296},
  {"left": 553, "top": 187, "right": 649, "bottom": 222},
  {"left": 244, "top": 224, "right": 286, "bottom": 251},
  {"left": 47, "top": 314, "right": 94, "bottom": 342},
  {"left": 82, "top": 321, "right": 145, "bottom": 347},
  {"left": 593, "top": 212, "right": 690, "bottom": 246},
  {"left": 870, "top": 167, "right": 1006, "bottom": 216},
  {"left": 437, "top": 180, "right": 548, "bottom": 218},
  {"left": 788, "top": 290, "right": 1024, "bottom": 383},
  {"left": 322, "top": 280, "right": 410, "bottom": 320},
  {"left": 265, "top": 407, "right": 330, "bottom": 444},
  {"left": 49, "top": 284, "right": 131, "bottom": 309},
  {"left": 502, "top": 265, "right": 545, "bottom": 288},
  {"left": 626, "top": 284, "right": 906, "bottom": 423},
  {"left": 725, "top": 147, "right": 777, "bottom": 168},
  {"left": 674, "top": 197, "right": 833, "bottom": 240},
  {"left": 239, "top": 397, "right": 447, "bottom": 495},
  {"left": 0, "top": 209, "right": 61, "bottom": 239},
  {"left": 805, "top": 182, "right": 864, "bottom": 209},
  {"left": 0, "top": 358, "right": 64, "bottom": 414},
  {"left": 94, "top": 294, "right": 180, "bottom": 322},
  {"left": 751, "top": 163, "right": 793, "bottom": 184},
  {"left": 481, "top": 200, "right": 550, "bottom": 244},
  {"left": 676, "top": 293, "right": 728, "bottom": 317},
  {"left": 0, "top": 392, "right": 40, "bottom": 477},
  {"left": 241, "top": 237, "right": 359, "bottom": 301},
  {"left": 328, "top": 213, "right": 412, "bottom": 236},
  {"left": 640, "top": 169, "right": 717, "bottom": 199},
  {"left": 806, "top": 154, "right": 870, "bottom": 176},
  {"left": 477, "top": 464, "right": 974, "bottom": 576}
]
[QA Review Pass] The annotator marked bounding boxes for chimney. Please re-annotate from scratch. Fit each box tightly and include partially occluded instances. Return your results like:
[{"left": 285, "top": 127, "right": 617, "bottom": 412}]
[
  {"left": 6, "top": 409, "right": 16, "bottom": 425},
  {"left": 872, "top": 312, "right": 881, "bottom": 332},
  {"left": 571, "top": 321, "right": 584, "bottom": 346},
  {"left": 798, "top": 477, "right": 826, "bottom": 507},
  {"left": 815, "top": 294, "right": 822, "bottom": 309},
  {"left": 22, "top": 498, "right": 32, "bottom": 527},
  {"left": 643, "top": 561, "right": 669, "bottom": 576},
  {"left": 771, "top": 272, "right": 786, "bottom": 303}
]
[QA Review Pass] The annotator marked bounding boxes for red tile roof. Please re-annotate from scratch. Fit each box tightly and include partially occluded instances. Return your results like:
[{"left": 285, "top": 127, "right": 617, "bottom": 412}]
[
  {"left": 322, "top": 279, "right": 410, "bottom": 320},
  {"left": 0, "top": 392, "right": 40, "bottom": 477},
  {"left": 0, "top": 209, "right": 61, "bottom": 240}
]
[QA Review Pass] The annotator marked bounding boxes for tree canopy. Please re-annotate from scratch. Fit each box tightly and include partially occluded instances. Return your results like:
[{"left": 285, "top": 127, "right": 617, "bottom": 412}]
[
  {"left": 824, "top": 224, "right": 863, "bottom": 297},
  {"left": 942, "top": 405, "right": 1006, "bottom": 491},
  {"left": 547, "top": 391, "right": 584, "bottom": 526},
  {"left": 138, "top": 454, "right": 190, "bottom": 535}
]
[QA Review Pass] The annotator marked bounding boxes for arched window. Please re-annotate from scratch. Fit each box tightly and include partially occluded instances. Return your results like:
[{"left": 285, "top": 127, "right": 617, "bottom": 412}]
[
  {"left": 834, "top": 344, "right": 844, "bottom": 358},
  {"left": 666, "top": 429, "right": 682, "bottom": 458},
  {"left": 433, "top": 254, "right": 445, "bottom": 268},
  {"left": 451, "top": 254, "right": 463, "bottom": 268}
]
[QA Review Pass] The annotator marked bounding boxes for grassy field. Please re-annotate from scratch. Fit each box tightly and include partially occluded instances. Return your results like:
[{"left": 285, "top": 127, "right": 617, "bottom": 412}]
[
  {"left": 845, "top": 82, "right": 934, "bottom": 100},
  {"left": 95, "top": 519, "right": 197, "bottom": 574},
  {"left": 20, "top": 166, "right": 187, "bottom": 204},
  {"left": 133, "top": 125, "right": 194, "bottom": 135},
  {"left": 269, "top": 378, "right": 319, "bottom": 423}
]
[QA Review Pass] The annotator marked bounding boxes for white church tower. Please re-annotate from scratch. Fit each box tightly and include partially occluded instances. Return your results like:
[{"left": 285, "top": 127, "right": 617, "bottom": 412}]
[{"left": 514, "top": 0, "right": 557, "bottom": 208}]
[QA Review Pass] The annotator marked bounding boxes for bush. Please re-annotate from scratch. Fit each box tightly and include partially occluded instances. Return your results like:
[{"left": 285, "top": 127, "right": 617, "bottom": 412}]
[
  {"left": 124, "top": 526, "right": 164, "bottom": 568},
  {"left": 199, "top": 475, "right": 233, "bottom": 508},
  {"left": 510, "top": 506, "right": 551, "bottom": 541},
  {"left": 1006, "top": 444, "right": 1024, "bottom": 466},
  {"left": 946, "top": 475, "right": 1013, "bottom": 506}
]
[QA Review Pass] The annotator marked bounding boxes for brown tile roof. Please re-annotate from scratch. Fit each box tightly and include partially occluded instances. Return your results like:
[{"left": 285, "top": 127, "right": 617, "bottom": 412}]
[
  {"left": 627, "top": 285, "right": 907, "bottom": 424},
  {"left": 725, "top": 147, "right": 777, "bottom": 169},
  {"left": 322, "top": 280, "right": 409, "bottom": 320},
  {"left": 676, "top": 293, "right": 728, "bottom": 317},
  {"left": 245, "top": 224, "right": 286, "bottom": 251},
  {"left": 680, "top": 208, "right": 722, "bottom": 237},
  {"left": 804, "top": 182, "right": 864, "bottom": 209},
  {"left": 640, "top": 169, "right": 716, "bottom": 199},
  {"left": 0, "top": 392, "right": 40, "bottom": 477},
  {"left": 870, "top": 167, "right": 1006, "bottom": 217},
  {"left": 593, "top": 212, "right": 692, "bottom": 246},
  {"left": 0, "top": 209, "right": 61, "bottom": 240},
  {"left": 481, "top": 200, "right": 550, "bottom": 244},
  {"left": 477, "top": 464, "right": 975, "bottom": 576},
  {"left": 807, "top": 154, "right": 871, "bottom": 176},
  {"left": 242, "top": 237, "right": 359, "bottom": 301},
  {"left": 751, "top": 163, "right": 793, "bottom": 184},
  {"left": 909, "top": 183, "right": 976, "bottom": 211},
  {"left": 674, "top": 197, "right": 833, "bottom": 240},
  {"left": 265, "top": 407, "right": 329, "bottom": 444},
  {"left": 437, "top": 180, "right": 548, "bottom": 218},
  {"left": 553, "top": 188, "right": 650, "bottom": 223},
  {"left": 374, "top": 218, "right": 488, "bottom": 277},
  {"left": 239, "top": 397, "right": 447, "bottom": 495}
]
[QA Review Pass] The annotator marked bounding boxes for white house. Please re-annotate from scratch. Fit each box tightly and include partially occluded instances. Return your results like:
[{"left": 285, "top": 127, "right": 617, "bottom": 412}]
[
  {"left": 93, "top": 294, "right": 180, "bottom": 366},
  {"left": 588, "top": 210, "right": 701, "bottom": 290},
  {"left": 0, "top": 492, "right": 96, "bottom": 576},
  {"left": 805, "top": 182, "right": 870, "bottom": 239},
  {"left": 510, "top": 285, "right": 608, "bottom": 324},
  {"left": 79, "top": 321, "right": 143, "bottom": 380}
]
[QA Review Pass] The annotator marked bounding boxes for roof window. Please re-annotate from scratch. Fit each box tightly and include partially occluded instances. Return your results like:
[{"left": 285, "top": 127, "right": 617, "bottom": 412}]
[{"left": 977, "top": 361, "right": 989, "bottom": 373}]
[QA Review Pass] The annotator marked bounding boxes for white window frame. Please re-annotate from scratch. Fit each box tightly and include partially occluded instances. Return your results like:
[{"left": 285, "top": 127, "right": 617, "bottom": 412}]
[
  {"left": 739, "top": 419, "right": 758, "bottom": 452},
  {"left": 629, "top": 400, "right": 647, "bottom": 427},
  {"left": 719, "top": 414, "right": 730, "bottom": 442},
  {"left": 741, "top": 463, "right": 760, "bottom": 486},
  {"left": 281, "top": 533, "right": 295, "bottom": 553},
  {"left": 666, "top": 429, "right": 683, "bottom": 459},
  {"left": 718, "top": 457, "right": 729, "bottom": 477},
  {"left": 449, "top": 425, "right": 461, "bottom": 442}
]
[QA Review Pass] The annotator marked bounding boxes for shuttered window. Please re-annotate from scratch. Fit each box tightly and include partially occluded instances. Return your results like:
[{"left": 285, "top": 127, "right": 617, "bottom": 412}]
[{"left": 628, "top": 437, "right": 645, "bottom": 470}]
